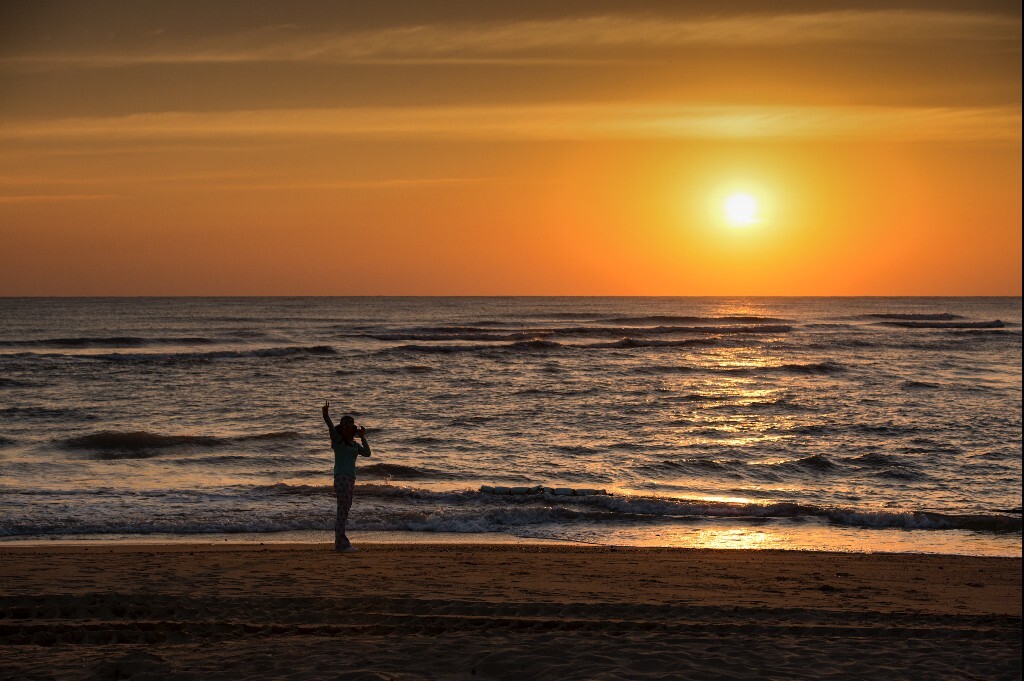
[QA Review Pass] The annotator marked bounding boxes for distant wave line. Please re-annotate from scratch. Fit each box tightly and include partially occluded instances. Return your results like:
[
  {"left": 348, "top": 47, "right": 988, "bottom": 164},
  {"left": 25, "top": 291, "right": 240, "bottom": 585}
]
[
  {"left": 875, "top": 320, "right": 1006, "bottom": 329},
  {"left": 4, "top": 345, "right": 337, "bottom": 362},
  {"left": 0, "top": 336, "right": 216, "bottom": 349}
]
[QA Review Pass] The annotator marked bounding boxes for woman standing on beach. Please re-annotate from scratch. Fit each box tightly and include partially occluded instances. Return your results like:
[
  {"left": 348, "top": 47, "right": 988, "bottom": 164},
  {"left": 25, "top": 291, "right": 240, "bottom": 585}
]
[{"left": 322, "top": 401, "right": 371, "bottom": 553}]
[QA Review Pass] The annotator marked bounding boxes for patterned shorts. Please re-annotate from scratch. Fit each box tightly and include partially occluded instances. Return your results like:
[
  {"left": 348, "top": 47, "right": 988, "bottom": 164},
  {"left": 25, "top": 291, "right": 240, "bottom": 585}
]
[{"left": 333, "top": 474, "right": 355, "bottom": 550}]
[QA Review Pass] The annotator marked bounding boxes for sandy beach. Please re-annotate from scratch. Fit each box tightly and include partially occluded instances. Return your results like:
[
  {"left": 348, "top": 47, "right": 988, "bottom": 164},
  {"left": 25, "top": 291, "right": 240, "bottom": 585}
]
[{"left": 0, "top": 543, "right": 1020, "bottom": 680}]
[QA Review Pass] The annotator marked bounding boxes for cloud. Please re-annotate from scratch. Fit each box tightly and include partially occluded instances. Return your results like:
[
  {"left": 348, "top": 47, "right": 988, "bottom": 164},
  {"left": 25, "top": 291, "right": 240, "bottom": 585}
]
[
  {"left": 614, "top": 105, "right": 1023, "bottom": 142},
  {"left": 0, "top": 179, "right": 499, "bottom": 200},
  {"left": 1, "top": 104, "right": 1018, "bottom": 143},
  {"left": 0, "top": 193, "right": 119, "bottom": 203},
  {"left": 4, "top": 10, "right": 1019, "bottom": 68}
]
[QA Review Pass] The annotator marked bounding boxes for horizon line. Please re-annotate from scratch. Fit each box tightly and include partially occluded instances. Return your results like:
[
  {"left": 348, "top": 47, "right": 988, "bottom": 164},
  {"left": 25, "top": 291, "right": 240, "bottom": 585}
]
[{"left": 1, "top": 294, "right": 1020, "bottom": 299}]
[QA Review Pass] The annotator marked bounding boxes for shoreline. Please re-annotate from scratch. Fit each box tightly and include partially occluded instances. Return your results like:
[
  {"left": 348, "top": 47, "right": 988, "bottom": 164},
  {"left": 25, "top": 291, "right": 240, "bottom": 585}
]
[
  {"left": 2, "top": 543, "right": 1020, "bottom": 679},
  {"left": 1, "top": 527, "right": 1020, "bottom": 558},
  {"left": 0, "top": 530, "right": 586, "bottom": 548}
]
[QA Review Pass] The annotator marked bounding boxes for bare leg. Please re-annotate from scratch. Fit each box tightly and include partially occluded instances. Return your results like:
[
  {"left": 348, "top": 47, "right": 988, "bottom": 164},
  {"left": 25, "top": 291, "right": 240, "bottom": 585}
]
[{"left": 334, "top": 474, "right": 355, "bottom": 550}]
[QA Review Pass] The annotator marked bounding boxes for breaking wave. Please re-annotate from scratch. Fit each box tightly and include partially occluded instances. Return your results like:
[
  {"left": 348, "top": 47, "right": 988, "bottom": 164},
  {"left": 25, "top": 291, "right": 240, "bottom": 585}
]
[
  {"left": 774, "top": 454, "right": 837, "bottom": 471},
  {"left": 61, "top": 430, "right": 301, "bottom": 458},
  {"left": 634, "top": 361, "right": 845, "bottom": 376},
  {"left": 380, "top": 364, "right": 435, "bottom": 374},
  {"left": 583, "top": 338, "right": 719, "bottom": 349},
  {"left": 363, "top": 490, "right": 1022, "bottom": 534},
  {"left": 876, "top": 320, "right": 1005, "bottom": 329},
  {"left": 636, "top": 451, "right": 928, "bottom": 483},
  {"left": 726, "top": 361, "right": 846, "bottom": 376},
  {"left": 384, "top": 340, "right": 565, "bottom": 354},
  {"left": 866, "top": 313, "right": 962, "bottom": 321},
  {"left": 369, "top": 330, "right": 552, "bottom": 342},
  {"left": 240, "top": 483, "right": 1023, "bottom": 535},
  {"left": 4, "top": 485, "right": 1018, "bottom": 536},
  {"left": 359, "top": 463, "right": 440, "bottom": 479},
  {"left": 901, "top": 380, "right": 941, "bottom": 391}
]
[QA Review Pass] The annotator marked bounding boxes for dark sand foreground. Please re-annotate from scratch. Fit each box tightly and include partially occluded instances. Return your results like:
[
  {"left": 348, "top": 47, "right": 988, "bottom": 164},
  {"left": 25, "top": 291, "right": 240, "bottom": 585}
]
[{"left": 1, "top": 544, "right": 1020, "bottom": 680}]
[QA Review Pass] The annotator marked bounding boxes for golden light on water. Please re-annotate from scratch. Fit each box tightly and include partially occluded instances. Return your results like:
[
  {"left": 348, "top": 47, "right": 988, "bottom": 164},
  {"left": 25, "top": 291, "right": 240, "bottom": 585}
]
[
  {"left": 689, "top": 494, "right": 758, "bottom": 505},
  {"left": 694, "top": 528, "right": 773, "bottom": 550}
]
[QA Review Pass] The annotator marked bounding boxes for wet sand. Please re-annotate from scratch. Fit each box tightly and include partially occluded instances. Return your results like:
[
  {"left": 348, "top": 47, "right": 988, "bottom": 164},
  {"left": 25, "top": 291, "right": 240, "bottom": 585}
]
[{"left": 1, "top": 544, "right": 1020, "bottom": 680}]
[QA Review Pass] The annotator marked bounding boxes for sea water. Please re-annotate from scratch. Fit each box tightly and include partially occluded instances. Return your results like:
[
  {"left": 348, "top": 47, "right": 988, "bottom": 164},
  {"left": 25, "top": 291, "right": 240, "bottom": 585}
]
[{"left": 0, "top": 297, "right": 1020, "bottom": 555}]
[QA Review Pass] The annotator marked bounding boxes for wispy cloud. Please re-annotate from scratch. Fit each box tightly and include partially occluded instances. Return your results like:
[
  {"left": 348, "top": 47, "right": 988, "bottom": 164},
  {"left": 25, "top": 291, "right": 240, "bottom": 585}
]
[
  {"left": 4, "top": 11, "right": 1019, "bottom": 68},
  {"left": 238, "top": 178, "right": 507, "bottom": 190},
  {"left": 0, "top": 171, "right": 522, "bottom": 196},
  {"left": 1, "top": 104, "right": 1018, "bottom": 142},
  {"left": 0, "top": 193, "right": 119, "bottom": 203},
  {"left": 0, "top": 171, "right": 259, "bottom": 186}
]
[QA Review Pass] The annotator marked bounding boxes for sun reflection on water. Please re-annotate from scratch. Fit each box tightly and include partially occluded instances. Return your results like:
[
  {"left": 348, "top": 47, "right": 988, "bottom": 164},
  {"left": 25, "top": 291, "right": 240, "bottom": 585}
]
[
  {"left": 598, "top": 520, "right": 1022, "bottom": 556},
  {"left": 692, "top": 528, "right": 774, "bottom": 550},
  {"left": 656, "top": 337, "right": 815, "bottom": 449}
]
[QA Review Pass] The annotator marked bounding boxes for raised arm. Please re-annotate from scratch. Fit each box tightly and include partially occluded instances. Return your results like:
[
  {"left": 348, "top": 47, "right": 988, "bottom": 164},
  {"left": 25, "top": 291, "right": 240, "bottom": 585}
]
[
  {"left": 356, "top": 425, "right": 371, "bottom": 457},
  {"left": 323, "top": 400, "right": 340, "bottom": 444}
]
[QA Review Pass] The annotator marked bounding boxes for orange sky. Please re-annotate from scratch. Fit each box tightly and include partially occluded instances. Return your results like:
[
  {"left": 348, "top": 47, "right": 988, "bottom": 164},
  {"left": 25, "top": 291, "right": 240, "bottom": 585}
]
[{"left": 1, "top": 0, "right": 1020, "bottom": 295}]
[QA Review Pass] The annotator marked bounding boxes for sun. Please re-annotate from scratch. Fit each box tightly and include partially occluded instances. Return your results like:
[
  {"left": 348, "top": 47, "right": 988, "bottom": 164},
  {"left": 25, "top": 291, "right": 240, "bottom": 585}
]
[{"left": 724, "top": 193, "right": 759, "bottom": 226}]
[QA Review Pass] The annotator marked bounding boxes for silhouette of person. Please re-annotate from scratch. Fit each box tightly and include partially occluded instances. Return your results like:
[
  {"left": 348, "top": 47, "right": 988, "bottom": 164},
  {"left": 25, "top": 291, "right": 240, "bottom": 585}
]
[{"left": 322, "top": 400, "right": 371, "bottom": 552}]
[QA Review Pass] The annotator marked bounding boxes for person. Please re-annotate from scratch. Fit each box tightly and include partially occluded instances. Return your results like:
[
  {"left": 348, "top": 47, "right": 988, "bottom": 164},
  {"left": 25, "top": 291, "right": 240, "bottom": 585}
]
[{"left": 322, "top": 400, "right": 371, "bottom": 553}]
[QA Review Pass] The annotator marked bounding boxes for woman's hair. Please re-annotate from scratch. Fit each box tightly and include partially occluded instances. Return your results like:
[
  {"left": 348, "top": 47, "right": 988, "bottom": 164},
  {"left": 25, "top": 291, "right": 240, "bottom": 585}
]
[{"left": 339, "top": 414, "right": 356, "bottom": 425}]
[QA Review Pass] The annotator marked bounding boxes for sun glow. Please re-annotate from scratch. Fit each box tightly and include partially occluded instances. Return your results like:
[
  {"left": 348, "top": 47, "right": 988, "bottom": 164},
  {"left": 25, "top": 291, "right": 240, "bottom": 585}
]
[{"left": 724, "top": 193, "right": 759, "bottom": 226}]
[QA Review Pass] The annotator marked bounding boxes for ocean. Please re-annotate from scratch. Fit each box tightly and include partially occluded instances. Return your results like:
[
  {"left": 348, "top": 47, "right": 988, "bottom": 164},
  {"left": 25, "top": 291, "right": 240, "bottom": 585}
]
[{"left": 0, "top": 297, "right": 1020, "bottom": 555}]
